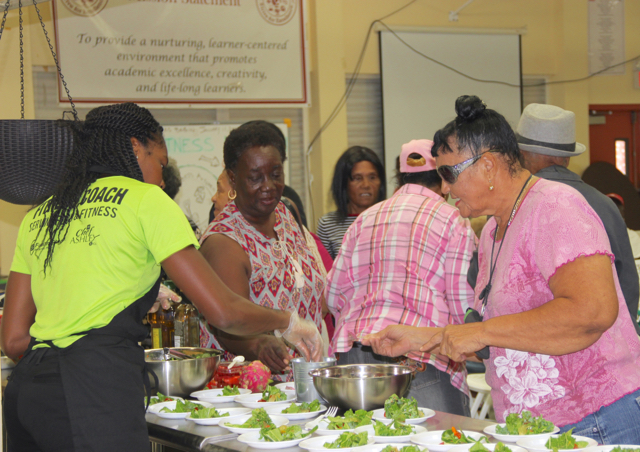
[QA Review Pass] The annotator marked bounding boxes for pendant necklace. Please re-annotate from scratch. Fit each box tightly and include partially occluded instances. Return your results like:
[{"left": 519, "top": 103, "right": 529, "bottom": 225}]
[{"left": 478, "top": 173, "right": 534, "bottom": 315}]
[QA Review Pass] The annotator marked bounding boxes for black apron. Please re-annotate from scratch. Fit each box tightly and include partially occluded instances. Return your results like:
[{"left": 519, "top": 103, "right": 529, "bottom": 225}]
[{"left": 5, "top": 277, "right": 161, "bottom": 452}]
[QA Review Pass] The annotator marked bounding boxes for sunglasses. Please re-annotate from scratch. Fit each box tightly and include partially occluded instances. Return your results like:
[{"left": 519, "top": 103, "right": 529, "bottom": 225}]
[{"left": 437, "top": 149, "right": 497, "bottom": 184}]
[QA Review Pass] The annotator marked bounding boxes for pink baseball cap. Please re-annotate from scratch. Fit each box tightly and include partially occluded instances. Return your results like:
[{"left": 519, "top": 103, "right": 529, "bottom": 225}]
[{"left": 400, "top": 139, "right": 436, "bottom": 173}]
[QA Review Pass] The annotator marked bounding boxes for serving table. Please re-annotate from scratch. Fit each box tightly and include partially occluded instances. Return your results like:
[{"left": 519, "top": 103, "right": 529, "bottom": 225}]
[{"left": 147, "top": 402, "right": 497, "bottom": 452}]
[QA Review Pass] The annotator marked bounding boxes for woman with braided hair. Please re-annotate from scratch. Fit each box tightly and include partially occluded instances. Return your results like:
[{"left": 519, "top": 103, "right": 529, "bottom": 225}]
[{"left": 1, "top": 103, "right": 322, "bottom": 452}]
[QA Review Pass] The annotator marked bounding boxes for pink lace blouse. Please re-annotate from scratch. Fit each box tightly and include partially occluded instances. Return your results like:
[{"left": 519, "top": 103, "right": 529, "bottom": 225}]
[{"left": 476, "top": 178, "right": 640, "bottom": 426}]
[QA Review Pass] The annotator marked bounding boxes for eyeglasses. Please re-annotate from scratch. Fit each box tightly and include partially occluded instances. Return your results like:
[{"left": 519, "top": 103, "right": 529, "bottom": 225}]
[{"left": 437, "top": 149, "right": 497, "bottom": 184}]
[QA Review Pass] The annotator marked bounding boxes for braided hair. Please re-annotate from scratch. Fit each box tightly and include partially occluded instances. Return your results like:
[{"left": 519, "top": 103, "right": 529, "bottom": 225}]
[{"left": 36, "top": 102, "right": 163, "bottom": 274}]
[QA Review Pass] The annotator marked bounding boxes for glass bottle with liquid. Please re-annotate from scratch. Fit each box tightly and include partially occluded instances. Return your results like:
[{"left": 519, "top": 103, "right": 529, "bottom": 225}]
[
  {"left": 174, "top": 299, "right": 199, "bottom": 348},
  {"left": 147, "top": 281, "right": 176, "bottom": 348}
]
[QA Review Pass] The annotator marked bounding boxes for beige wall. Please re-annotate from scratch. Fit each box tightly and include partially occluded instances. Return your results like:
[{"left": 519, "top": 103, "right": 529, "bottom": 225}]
[{"left": 2, "top": 0, "right": 640, "bottom": 271}]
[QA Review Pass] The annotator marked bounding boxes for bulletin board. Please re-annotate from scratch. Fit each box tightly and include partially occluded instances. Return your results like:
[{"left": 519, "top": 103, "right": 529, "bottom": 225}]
[
  {"left": 51, "top": 0, "right": 308, "bottom": 105},
  {"left": 164, "top": 124, "right": 289, "bottom": 232}
]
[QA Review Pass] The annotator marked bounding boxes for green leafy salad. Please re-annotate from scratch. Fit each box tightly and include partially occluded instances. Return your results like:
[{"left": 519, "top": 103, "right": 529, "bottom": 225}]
[
  {"left": 159, "top": 399, "right": 203, "bottom": 413},
  {"left": 189, "top": 407, "right": 230, "bottom": 419},
  {"left": 442, "top": 427, "right": 486, "bottom": 444},
  {"left": 495, "top": 411, "right": 555, "bottom": 435},
  {"left": 323, "top": 431, "right": 369, "bottom": 449},
  {"left": 326, "top": 409, "right": 373, "bottom": 430},
  {"left": 381, "top": 446, "right": 423, "bottom": 452},
  {"left": 610, "top": 448, "right": 640, "bottom": 452},
  {"left": 470, "top": 441, "right": 512, "bottom": 452},
  {"left": 372, "top": 419, "right": 416, "bottom": 437},
  {"left": 259, "top": 424, "right": 317, "bottom": 442},
  {"left": 225, "top": 408, "right": 274, "bottom": 429},
  {"left": 259, "top": 385, "right": 288, "bottom": 402},
  {"left": 384, "top": 394, "right": 425, "bottom": 422},
  {"left": 219, "top": 385, "right": 241, "bottom": 396},
  {"left": 544, "top": 429, "right": 589, "bottom": 452},
  {"left": 281, "top": 400, "right": 321, "bottom": 414},
  {"left": 147, "top": 392, "right": 177, "bottom": 405}
]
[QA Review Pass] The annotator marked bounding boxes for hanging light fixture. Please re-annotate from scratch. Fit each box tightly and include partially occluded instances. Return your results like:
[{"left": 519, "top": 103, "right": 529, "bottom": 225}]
[{"left": 0, "top": 0, "right": 77, "bottom": 205}]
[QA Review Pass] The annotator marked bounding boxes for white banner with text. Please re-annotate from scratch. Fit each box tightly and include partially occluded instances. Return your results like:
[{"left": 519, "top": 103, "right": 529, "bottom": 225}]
[{"left": 52, "top": 0, "right": 307, "bottom": 105}]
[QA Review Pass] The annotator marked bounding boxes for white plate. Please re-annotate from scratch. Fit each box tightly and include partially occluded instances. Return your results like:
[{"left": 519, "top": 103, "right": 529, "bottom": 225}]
[
  {"left": 185, "top": 407, "right": 251, "bottom": 425},
  {"left": 368, "top": 445, "right": 429, "bottom": 452},
  {"left": 483, "top": 424, "right": 560, "bottom": 443},
  {"left": 190, "top": 387, "right": 251, "bottom": 403},
  {"left": 219, "top": 414, "right": 289, "bottom": 434},
  {"left": 587, "top": 446, "right": 640, "bottom": 452},
  {"left": 449, "top": 444, "right": 529, "bottom": 452},
  {"left": 299, "top": 434, "right": 375, "bottom": 451},
  {"left": 234, "top": 392, "right": 296, "bottom": 408},
  {"left": 516, "top": 435, "right": 598, "bottom": 452},
  {"left": 147, "top": 400, "right": 213, "bottom": 419},
  {"left": 266, "top": 403, "right": 327, "bottom": 420},
  {"left": 275, "top": 382, "right": 297, "bottom": 394},
  {"left": 410, "top": 430, "right": 488, "bottom": 451},
  {"left": 372, "top": 408, "right": 436, "bottom": 425},
  {"left": 355, "top": 424, "right": 427, "bottom": 443},
  {"left": 237, "top": 430, "right": 313, "bottom": 449}
]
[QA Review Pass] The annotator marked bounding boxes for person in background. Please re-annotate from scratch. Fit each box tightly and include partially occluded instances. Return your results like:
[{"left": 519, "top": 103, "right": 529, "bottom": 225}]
[
  {"left": 518, "top": 103, "right": 640, "bottom": 334},
  {"left": 199, "top": 121, "right": 326, "bottom": 379},
  {"left": 162, "top": 157, "right": 182, "bottom": 199},
  {"left": 327, "top": 139, "right": 476, "bottom": 415},
  {"left": 317, "top": 146, "right": 386, "bottom": 259},
  {"left": 1, "top": 103, "right": 322, "bottom": 452},
  {"left": 364, "top": 96, "right": 640, "bottom": 444},
  {"left": 208, "top": 168, "right": 232, "bottom": 224}
]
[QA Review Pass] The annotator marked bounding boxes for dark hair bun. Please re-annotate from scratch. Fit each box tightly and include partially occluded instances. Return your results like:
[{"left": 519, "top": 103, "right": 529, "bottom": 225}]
[{"left": 455, "top": 95, "right": 486, "bottom": 121}]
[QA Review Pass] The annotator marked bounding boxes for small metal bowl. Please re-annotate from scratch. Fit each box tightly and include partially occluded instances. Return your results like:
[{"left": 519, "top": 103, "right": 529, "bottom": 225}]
[
  {"left": 309, "top": 364, "right": 413, "bottom": 411},
  {"left": 145, "top": 347, "right": 221, "bottom": 398}
]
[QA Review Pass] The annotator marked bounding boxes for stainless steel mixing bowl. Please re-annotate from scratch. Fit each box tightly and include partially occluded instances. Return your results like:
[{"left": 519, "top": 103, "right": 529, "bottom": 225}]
[
  {"left": 309, "top": 364, "right": 413, "bottom": 411},
  {"left": 145, "top": 347, "right": 221, "bottom": 398}
]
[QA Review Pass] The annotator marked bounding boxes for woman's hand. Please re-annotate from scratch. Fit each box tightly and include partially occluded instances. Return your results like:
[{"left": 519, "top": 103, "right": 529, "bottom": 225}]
[
  {"left": 278, "top": 311, "right": 324, "bottom": 362},
  {"left": 420, "top": 322, "right": 487, "bottom": 362},
  {"left": 255, "top": 336, "right": 294, "bottom": 373},
  {"left": 361, "top": 325, "right": 443, "bottom": 357},
  {"left": 148, "top": 283, "right": 181, "bottom": 314}
]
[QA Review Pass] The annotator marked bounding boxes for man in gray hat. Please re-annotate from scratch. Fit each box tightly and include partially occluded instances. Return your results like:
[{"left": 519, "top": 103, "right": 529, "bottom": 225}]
[{"left": 517, "top": 103, "right": 640, "bottom": 334}]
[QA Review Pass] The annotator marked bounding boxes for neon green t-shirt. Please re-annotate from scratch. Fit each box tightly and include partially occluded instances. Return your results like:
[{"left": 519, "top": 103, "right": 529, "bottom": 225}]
[{"left": 10, "top": 176, "right": 199, "bottom": 348}]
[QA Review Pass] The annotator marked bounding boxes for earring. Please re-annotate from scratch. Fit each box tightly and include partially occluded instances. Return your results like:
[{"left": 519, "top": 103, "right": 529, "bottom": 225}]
[
  {"left": 228, "top": 189, "right": 237, "bottom": 200},
  {"left": 489, "top": 185, "right": 494, "bottom": 191}
]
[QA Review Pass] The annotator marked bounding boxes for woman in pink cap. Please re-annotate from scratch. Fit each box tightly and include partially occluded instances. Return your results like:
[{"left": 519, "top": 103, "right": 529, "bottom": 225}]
[{"left": 325, "top": 139, "right": 477, "bottom": 415}]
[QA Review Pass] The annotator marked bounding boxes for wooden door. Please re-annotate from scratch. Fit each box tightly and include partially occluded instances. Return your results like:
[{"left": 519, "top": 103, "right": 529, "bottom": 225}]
[{"left": 589, "top": 104, "right": 640, "bottom": 188}]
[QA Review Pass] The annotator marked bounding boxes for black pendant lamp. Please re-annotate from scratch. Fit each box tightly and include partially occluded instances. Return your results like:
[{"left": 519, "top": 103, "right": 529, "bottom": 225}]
[{"left": 0, "top": 0, "right": 77, "bottom": 205}]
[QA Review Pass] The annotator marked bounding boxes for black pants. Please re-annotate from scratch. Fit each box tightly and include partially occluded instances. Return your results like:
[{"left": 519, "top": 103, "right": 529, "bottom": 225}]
[
  {"left": 339, "top": 342, "right": 470, "bottom": 416},
  {"left": 4, "top": 337, "right": 149, "bottom": 452}
]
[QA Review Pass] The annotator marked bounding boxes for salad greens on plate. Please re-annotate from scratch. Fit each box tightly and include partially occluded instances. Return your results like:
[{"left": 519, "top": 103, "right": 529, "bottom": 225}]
[
  {"left": 384, "top": 394, "right": 425, "bottom": 422},
  {"left": 381, "top": 446, "right": 423, "bottom": 452},
  {"left": 610, "top": 448, "right": 640, "bottom": 452},
  {"left": 496, "top": 411, "right": 555, "bottom": 436},
  {"left": 189, "top": 407, "right": 230, "bottom": 419},
  {"left": 544, "top": 429, "right": 589, "bottom": 452},
  {"left": 323, "top": 431, "right": 369, "bottom": 448},
  {"left": 259, "top": 385, "right": 288, "bottom": 402},
  {"left": 470, "top": 441, "right": 512, "bottom": 452},
  {"left": 327, "top": 409, "right": 373, "bottom": 430},
  {"left": 259, "top": 424, "right": 316, "bottom": 442},
  {"left": 220, "top": 385, "right": 241, "bottom": 396},
  {"left": 147, "top": 392, "right": 177, "bottom": 405},
  {"left": 282, "top": 400, "right": 321, "bottom": 414},
  {"left": 226, "top": 408, "right": 275, "bottom": 429},
  {"left": 442, "top": 427, "right": 486, "bottom": 444},
  {"left": 373, "top": 419, "right": 415, "bottom": 437},
  {"left": 159, "top": 399, "right": 201, "bottom": 414}
]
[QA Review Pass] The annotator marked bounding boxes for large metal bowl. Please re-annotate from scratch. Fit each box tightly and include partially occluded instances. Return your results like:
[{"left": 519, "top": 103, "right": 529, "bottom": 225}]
[
  {"left": 309, "top": 364, "right": 413, "bottom": 411},
  {"left": 144, "top": 347, "right": 221, "bottom": 398}
]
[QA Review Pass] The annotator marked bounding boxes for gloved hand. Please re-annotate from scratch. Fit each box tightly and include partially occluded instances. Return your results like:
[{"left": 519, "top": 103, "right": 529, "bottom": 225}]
[
  {"left": 148, "top": 283, "right": 182, "bottom": 314},
  {"left": 276, "top": 311, "right": 324, "bottom": 362}
]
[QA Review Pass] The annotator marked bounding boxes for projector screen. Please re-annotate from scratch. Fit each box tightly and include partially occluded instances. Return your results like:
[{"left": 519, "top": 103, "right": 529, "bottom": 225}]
[{"left": 380, "top": 29, "right": 522, "bottom": 192}]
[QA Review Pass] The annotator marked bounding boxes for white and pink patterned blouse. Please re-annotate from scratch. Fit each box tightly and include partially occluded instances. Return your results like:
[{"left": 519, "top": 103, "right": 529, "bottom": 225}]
[
  {"left": 199, "top": 201, "right": 324, "bottom": 381},
  {"left": 476, "top": 178, "right": 640, "bottom": 426}
]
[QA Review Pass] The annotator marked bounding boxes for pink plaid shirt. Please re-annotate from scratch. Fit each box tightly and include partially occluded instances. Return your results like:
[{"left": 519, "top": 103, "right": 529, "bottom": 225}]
[{"left": 325, "top": 184, "right": 477, "bottom": 394}]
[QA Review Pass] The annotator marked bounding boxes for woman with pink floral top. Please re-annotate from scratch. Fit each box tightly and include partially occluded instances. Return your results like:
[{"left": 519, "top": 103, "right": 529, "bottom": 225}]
[{"left": 364, "top": 96, "right": 640, "bottom": 445}]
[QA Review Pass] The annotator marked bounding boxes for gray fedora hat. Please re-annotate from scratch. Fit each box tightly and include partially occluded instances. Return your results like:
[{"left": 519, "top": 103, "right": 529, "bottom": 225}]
[{"left": 516, "top": 103, "right": 586, "bottom": 157}]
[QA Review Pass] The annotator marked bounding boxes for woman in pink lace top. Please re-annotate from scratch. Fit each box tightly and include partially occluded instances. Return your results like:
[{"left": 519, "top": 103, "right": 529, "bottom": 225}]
[{"left": 364, "top": 96, "right": 640, "bottom": 444}]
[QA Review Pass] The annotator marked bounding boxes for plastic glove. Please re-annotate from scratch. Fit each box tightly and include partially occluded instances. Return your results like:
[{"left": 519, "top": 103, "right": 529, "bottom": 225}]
[
  {"left": 276, "top": 311, "right": 324, "bottom": 362},
  {"left": 148, "top": 283, "right": 182, "bottom": 314}
]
